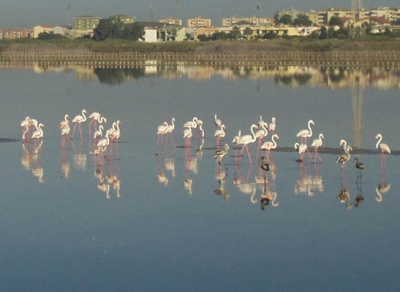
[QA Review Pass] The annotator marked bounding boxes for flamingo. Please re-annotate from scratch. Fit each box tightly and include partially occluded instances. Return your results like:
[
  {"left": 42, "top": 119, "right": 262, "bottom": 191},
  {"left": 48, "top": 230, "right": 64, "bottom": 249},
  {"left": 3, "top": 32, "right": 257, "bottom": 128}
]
[
  {"left": 311, "top": 133, "right": 324, "bottom": 162},
  {"left": 32, "top": 123, "right": 45, "bottom": 148},
  {"left": 261, "top": 134, "right": 279, "bottom": 161},
  {"left": 214, "top": 144, "right": 229, "bottom": 161},
  {"left": 340, "top": 139, "right": 352, "bottom": 153},
  {"left": 294, "top": 142, "right": 311, "bottom": 162},
  {"left": 336, "top": 151, "right": 351, "bottom": 169},
  {"left": 354, "top": 157, "right": 365, "bottom": 181},
  {"left": 93, "top": 125, "right": 104, "bottom": 140},
  {"left": 214, "top": 124, "right": 226, "bottom": 149},
  {"left": 375, "top": 133, "right": 390, "bottom": 168},
  {"left": 296, "top": 119, "right": 315, "bottom": 144},
  {"left": 232, "top": 130, "right": 242, "bottom": 146},
  {"left": 183, "top": 125, "right": 193, "bottom": 148},
  {"left": 258, "top": 115, "right": 268, "bottom": 128},
  {"left": 214, "top": 114, "right": 222, "bottom": 128},
  {"left": 96, "top": 129, "right": 111, "bottom": 156},
  {"left": 61, "top": 124, "right": 70, "bottom": 148},
  {"left": 109, "top": 120, "right": 122, "bottom": 157},
  {"left": 88, "top": 112, "right": 107, "bottom": 133},
  {"left": 269, "top": 117, "right": 277, "bottom": 134},
  {"left": 71, "top": 109, "right": 87, "bottom": 140},
  {"left": 183, "top": 117, "right": 198, "bottom": 129},
  {"left": 157, "top": 121, "right": 168, "bottom": 145},
  {"left": 163, "top": 117, "right": 176, "bottom": 148},
  {"left": 237, "top": 124, "right": 258, "bottom": 164},
  {"left": 255, "top": 122, "right": 268, "bottom": 150},
  {"left": 195, "top": 118, "right": 204, "bottom": 139},
  {"left": 60, "top": 114, "right": 69, "bottom": 129}
]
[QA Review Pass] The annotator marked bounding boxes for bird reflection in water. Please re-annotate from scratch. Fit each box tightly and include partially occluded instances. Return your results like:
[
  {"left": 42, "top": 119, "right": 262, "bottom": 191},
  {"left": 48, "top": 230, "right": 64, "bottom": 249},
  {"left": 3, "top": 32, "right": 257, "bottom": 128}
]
[
  {"left": 337, "top": 163, "right": 352, "bottom": 209},
  {"left": 214, "top": 166, "right": 229, "bottom": 201},
  {"left": 354, "top": 156, "right": 364, "bottom": 208},
  {"left": 234, "top": 163, "right": 257, "bottom": 204},
  {"left": 21, "top": 140, "right": 45, "bottom": 183},
  {"left": 71, "top": 140, "right": 87, "bottom": 171},
  {"left": 376, "top": 166, "right": 390, "bottom": 203},
  {"left": 156, "top": 154, "right": 169, "bottom": 186},
  {"left": 96, "top": 158, "right": 122, "bottom": 199},
  {"left": 183, "top": 143, "right": 197, "bottom": 195},
  {"left": 259, "top": 158, "right": 279, "bottom": 210},
  {"left": 61, "top": 144, "right": 70, "bottom": 179}
]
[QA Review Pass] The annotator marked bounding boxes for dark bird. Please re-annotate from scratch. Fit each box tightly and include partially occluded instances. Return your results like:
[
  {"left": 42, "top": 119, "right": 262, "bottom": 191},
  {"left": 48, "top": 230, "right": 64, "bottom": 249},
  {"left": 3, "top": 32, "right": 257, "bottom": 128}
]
[
  {"left": 336, "top": 151, "right": 351, "bottom": 169},
  {"left": 260, "top": 156, "right": 270, "bottom": 171},
  {"left": 354, "top": 157, "right": 365, "bottom": 171},
  {"left": 214, "top": 143, "right": 229, "bottom": 160}
]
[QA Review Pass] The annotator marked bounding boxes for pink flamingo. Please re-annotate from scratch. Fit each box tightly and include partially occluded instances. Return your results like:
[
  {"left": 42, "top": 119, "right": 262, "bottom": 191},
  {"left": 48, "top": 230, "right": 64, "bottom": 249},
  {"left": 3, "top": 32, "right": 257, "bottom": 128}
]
[
  {"left": 214, "top": 124, "right": 226, "bottom": 149},
  {"left": 60, "top": 114, "right": 69, "bottom": 129},
  {"left": 269, "top": 117, "right": 277, "bottom": 134},
  {"left": 238, "top": 124, "right": 258, "bottom": 164},
  {"left": 375, "top": 133, "right": 390, "bottom": 168},
  {"left": 311, "top": 133, "right": 324, "bottom": 162},
  {"left": 261, "top": 134, "right": 280, "bottom": 161},
  {"left": 157, "top": 121, "right": 168, "bottom": 145},
  {"left": 296, "top": 119, "right": 315, "bottom": 144},
  {"left": 88, "top": 112, "right": 107, "bottom": 134},
  {"left": 61, "top": 123, "right": 70, "bottom": 149},
  {"left": 32, "top": 123, "right": 45, "bottom": 148},
  {"left": 214, "top": 114, "right": 222, "bottom": 128},
  {"left": 164, "top": 117, "right": 176, "bottom": 148},
  {"left": 109, "top": 120, "right": 121, "bottom": 157},
  {"left": 183, "top": 125, "right": 193, "bottom": 148},
  {"left": 71, "top": 109, "right": 87, "bottom": 140},
  {"left": 255, "top": 121, "right": 268, "bottom": 152},
  {"left": 294, "top": 142, "right": 311, "bottom": 162}
]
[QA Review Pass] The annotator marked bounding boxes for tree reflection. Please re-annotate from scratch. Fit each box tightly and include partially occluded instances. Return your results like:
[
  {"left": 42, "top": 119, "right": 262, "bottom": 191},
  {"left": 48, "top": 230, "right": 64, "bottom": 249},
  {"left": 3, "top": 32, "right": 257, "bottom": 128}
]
[{"left": 94, "top": 68, "right": 145, "bottom": 85}]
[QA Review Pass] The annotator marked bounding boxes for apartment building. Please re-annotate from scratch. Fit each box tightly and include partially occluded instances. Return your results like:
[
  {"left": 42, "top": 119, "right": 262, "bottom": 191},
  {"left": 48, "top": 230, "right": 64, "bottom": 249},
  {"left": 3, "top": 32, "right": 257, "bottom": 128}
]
[
  {"left": 159, "top": 17, "right": 183, "bottom": 26},
  {"left": 187, "top": 16, "right": 212, "bottom": 28},
  {"left": 0, "top": 28, "right": 32, "bottom": 40},
  {"left": 74, "top": 16, "right": 101, "bottom": 30},
  {"left": 222, "top": 16, "right": 274, "bottom": 27}
]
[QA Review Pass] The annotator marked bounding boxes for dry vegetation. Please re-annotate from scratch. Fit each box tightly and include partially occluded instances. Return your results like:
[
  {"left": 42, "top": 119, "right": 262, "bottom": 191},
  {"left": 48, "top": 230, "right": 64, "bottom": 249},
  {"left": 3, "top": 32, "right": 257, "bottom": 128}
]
[{"left": 0, "top": 38, "right": 400, "bottom": 54}]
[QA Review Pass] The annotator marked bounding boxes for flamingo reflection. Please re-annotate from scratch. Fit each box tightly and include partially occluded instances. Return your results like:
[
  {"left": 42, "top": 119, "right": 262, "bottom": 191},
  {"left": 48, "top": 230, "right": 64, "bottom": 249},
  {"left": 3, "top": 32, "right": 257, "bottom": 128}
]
[{"left": 376, "top": 166, "right": 390, "bottom": 203}]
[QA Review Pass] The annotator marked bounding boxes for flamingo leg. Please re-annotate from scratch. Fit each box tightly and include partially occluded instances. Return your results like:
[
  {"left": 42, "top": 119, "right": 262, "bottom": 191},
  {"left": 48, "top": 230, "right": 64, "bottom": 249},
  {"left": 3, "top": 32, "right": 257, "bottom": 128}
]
[
  {"left": 79, "top": 124, "right": 83, "bottom": 140},
  {"left": 71, "top": 123, "right": 78, "bottom": 139},
  {"left": 246, "top": 145, "right": 253, "bottom": 164}
]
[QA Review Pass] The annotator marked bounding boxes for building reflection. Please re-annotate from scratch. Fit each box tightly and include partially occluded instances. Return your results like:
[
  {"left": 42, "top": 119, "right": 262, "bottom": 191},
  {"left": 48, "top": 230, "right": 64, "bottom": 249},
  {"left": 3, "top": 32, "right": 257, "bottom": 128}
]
[{"left": 21, "top": 63, "right": 400, "bottom": 90}]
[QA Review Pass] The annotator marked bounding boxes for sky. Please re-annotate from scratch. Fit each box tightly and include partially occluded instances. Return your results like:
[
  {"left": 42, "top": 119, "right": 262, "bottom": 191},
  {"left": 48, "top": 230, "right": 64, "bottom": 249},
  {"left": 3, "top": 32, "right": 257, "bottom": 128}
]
[{"left": 1, "top": 0, "right": 399, "bottom": 28}]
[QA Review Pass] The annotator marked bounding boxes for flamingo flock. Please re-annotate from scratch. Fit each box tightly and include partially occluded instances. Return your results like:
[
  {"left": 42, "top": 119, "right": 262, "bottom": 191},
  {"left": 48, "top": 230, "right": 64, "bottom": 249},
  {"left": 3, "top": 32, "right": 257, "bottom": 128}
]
[
  {"left": 154, "top": 115, "right": 392, "bottom": 173},
  {"left": 21, "top": 109, "right": 122, "bottom": 161}
]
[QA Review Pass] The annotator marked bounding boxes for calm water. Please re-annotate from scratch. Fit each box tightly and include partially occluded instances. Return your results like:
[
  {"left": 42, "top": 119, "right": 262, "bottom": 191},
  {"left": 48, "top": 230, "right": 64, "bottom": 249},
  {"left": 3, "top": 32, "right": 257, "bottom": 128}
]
[{"left": 0, "top": 65, "right": 400, "bottom": 291}]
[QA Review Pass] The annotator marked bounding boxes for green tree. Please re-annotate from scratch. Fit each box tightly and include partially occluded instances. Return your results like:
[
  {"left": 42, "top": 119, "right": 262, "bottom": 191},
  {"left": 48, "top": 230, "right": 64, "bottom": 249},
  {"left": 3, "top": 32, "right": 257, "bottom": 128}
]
[
  {"left": 263, "top": 31, "right": 277, "bottom": 39},
  {"left": 319, "top": 26, "right": 328, "bottom": 39},
  {"left": 197, "top": 34, "right": 210, "bottom": 41},
  {"left": 293, "top": 14, "right": 312, "bottom": 26},
  {"left": 211, "top": 31, "right": 228, "bottom": 40},
  {"left": 121, "top": 23, "right": 144, "bottom": 41},
  {"left": 243, "top": 27, "right": 253, "bottom": 39},
  {"left": 37, "top": 32, "right": 64, "bottom": 40},
  {"left": 228, "top": 26, "right": 241, "bottom": 40},
  {"left": 279, "top": 14, "right": 293, "bottom": 25},
  {"left": 93, "top": 17, "right": 144, "bottom": 41},
  {"left": 329, "top": 16, "right": 344, "bottom": 27}
]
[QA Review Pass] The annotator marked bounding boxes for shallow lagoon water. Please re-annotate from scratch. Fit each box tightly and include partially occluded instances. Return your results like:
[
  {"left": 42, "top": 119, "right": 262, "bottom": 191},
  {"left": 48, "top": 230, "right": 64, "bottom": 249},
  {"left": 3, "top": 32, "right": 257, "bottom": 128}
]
[{"left": 0, "top": 66, "right": 399, "bottom": 291}]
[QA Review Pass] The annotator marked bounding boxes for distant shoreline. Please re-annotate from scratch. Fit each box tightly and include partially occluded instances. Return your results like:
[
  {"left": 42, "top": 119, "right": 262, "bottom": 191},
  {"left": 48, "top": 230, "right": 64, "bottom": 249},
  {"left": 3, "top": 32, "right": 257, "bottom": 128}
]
[{"left": 0, "top": 39, "right": 399, "bottom": 67}]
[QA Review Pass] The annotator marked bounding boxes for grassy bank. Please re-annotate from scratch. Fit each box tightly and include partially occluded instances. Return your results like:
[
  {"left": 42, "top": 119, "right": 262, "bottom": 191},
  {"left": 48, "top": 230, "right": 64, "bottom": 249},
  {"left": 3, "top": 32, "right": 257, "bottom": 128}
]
[{"left": 1, "top": 37, "right": 400, "bottom": 54}]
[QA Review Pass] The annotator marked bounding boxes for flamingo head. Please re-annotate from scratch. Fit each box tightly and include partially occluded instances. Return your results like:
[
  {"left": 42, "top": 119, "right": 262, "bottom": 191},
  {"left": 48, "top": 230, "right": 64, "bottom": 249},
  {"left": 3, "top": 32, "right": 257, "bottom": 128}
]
[
  {"left": 294, "top": 142, "right": 299, "bottom": 149},
  {"left": 310, "top": 120, "right": 315, "bottom": 125},
  {"left": 340, "top": 139, "right": 346, "bottom": 146},
  {"left": 375, "top": 133, "right": 381, "bottom": 140}
]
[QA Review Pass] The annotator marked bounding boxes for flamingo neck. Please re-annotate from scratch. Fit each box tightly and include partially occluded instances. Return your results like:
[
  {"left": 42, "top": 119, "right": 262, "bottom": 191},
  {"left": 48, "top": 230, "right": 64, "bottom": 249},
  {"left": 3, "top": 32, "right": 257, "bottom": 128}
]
[
  {"left": 376, "top": 135, "right": 382, "bottom": 149},
  {"left": 308, "top": 120, "right": 313, "bottom": 137},
  {"left": 272, "top": 135, "right": 277, "bottom": 148},
  {"left": 251, "top": 125, "right": 257, "bottom": 141},
  {"left": 171, "top": 118, "right": 175, "bottom": 129},
  {"left": 81, "top": 111, "right": 87, "bottom": 122}
]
